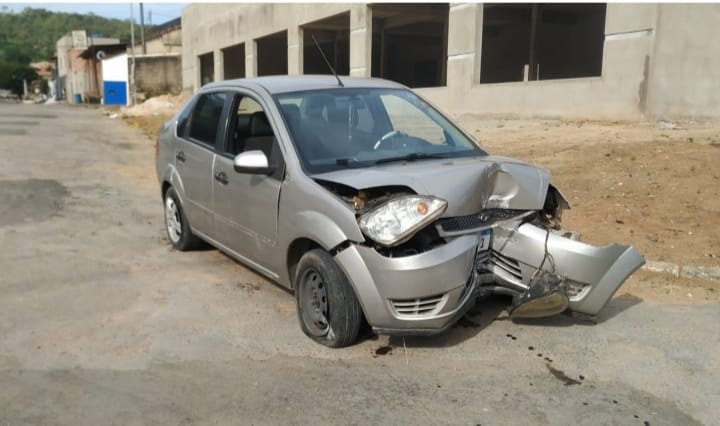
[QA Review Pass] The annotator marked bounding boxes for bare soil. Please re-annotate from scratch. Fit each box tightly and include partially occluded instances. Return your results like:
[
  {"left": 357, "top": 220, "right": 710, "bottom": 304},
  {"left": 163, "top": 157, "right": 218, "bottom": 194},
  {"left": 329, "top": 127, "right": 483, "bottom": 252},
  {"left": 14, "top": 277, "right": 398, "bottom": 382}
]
[{"left": 461, "top": 117, "right": 720, "bottom": 268}]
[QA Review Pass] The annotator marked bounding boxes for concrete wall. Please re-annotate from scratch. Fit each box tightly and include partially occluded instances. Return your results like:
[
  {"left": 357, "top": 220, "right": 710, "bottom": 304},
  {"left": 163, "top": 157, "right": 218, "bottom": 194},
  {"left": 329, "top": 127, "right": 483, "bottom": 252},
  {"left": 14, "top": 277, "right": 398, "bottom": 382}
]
[
  {"left": 181, "top": 3, "right": 360, "bottom": 89},
  {"left": 417, "top": 3, "right": 657, "bottom": 120},
  {"left": 181, "top": 3, "right": 720, "bottom": 120},
  {"left": 135, "top": 54, "right": 182, "bottom": 96},
  {"left": 646, "top": 4, "right": 720, "bottom": 119},
  {"left": 131, "top": 27, "right": 182, "bottom": 55}
]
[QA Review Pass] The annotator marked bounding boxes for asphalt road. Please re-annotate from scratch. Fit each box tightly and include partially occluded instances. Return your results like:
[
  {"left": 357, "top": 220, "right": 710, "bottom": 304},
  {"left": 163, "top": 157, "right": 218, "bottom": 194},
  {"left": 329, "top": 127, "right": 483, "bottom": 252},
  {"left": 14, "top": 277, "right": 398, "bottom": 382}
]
[{"left": 0, "top": 102, "right": 718, "bottom": 425}]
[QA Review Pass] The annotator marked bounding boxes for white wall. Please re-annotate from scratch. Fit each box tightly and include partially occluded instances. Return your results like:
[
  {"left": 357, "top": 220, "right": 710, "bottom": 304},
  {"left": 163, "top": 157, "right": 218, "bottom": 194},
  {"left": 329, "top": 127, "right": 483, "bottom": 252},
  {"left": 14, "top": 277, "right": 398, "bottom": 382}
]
[{"left": 102, "top": 53, "right": 129, "bottom": 82}]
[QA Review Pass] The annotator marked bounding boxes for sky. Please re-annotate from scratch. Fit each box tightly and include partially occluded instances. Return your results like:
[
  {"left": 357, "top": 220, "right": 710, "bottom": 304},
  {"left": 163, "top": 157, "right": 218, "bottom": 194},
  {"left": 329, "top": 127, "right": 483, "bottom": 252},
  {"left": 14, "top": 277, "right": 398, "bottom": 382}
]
[{"left": 0, "top": 2, "right": 186, "bottom": 23}]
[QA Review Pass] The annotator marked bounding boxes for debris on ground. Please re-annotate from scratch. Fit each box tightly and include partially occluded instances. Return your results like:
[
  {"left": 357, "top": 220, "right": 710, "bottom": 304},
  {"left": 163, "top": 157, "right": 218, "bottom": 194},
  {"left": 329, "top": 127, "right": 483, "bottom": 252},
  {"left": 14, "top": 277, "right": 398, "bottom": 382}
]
[{"left": 119, "top": 92, "right": 191, "bottom": 117}]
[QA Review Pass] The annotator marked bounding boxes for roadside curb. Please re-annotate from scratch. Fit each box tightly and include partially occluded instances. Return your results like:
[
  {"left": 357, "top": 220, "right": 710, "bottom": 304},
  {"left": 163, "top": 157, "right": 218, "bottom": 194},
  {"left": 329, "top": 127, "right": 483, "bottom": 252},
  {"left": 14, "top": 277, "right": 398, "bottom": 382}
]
[{"left": 642, "top": 260, "right": 720, "bottom": 283}]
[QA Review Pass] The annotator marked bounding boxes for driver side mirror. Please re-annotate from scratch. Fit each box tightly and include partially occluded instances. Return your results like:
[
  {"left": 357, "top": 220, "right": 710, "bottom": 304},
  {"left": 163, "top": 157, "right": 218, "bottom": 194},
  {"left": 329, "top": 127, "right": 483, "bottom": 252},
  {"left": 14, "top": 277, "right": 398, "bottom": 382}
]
[{"left": 233, "top": 150, "right": 274, "bottom": 175}]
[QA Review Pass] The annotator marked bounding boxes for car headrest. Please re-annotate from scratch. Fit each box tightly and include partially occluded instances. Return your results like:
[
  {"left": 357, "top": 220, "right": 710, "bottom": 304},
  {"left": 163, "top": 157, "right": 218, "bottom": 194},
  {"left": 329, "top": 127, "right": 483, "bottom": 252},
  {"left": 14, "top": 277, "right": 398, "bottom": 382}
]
[
  {"left": 301, "top": 94, "right": 335, "bottom": 120},
  {"left": 249, "top": 111, "right": 273, "bottom": 137}
]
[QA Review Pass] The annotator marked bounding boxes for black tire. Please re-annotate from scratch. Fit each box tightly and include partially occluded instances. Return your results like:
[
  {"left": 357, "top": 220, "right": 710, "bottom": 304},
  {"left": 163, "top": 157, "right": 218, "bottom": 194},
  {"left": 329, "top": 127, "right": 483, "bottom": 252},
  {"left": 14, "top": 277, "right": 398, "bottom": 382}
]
[
  {"left": 163, "top": 187, "right": 202, "bottom": 251},
  {"left": 295, "top": 249, "right": 362, "bottom": 348}
]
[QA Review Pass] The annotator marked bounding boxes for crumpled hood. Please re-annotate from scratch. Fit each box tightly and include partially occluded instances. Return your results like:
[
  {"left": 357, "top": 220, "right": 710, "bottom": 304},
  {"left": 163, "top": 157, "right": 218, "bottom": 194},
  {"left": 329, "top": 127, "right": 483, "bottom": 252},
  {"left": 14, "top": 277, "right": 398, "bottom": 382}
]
[{"left": 312, "top": 155, "right": 552, "bottom": 216}]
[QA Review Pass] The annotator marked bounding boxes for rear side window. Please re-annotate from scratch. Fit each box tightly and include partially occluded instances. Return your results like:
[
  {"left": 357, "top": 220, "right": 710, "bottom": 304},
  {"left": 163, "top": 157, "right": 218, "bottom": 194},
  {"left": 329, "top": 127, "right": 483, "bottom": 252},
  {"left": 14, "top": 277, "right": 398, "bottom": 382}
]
[
  {"left": 188, "top": 92, "right": 227, "bottom": 146},
  {"left": 176, "top": 101, "right": 194, "bottom": 137}
]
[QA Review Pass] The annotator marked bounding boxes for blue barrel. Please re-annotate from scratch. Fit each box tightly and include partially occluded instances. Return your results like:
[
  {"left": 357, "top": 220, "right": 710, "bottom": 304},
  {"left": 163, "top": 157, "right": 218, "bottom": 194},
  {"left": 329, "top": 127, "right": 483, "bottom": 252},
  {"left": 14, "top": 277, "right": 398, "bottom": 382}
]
[{"left": 73, "top": 93, "right": 81, "bottom": 104}]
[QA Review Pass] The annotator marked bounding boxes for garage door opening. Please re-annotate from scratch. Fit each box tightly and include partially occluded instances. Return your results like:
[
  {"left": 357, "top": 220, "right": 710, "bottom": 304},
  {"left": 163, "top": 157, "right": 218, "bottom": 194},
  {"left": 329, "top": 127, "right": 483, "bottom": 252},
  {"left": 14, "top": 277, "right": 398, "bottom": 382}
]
[
  {"left": 199, "top": 52, "right": 214, "bottom": 86},
  {"left": 223, "top": 43, "right": 246, "bottom": 80},
  {"left": 256, "top": 31, "right": 288, "bottom": 76},
  {"left": 302, "top": 13, "right": 350, "bottom": 76},
  {"left": 370, "top": 3, "right": 449, "bottom": 88},
  {"left": 480, "top": 3, "right": 607, "bottom": 83}
]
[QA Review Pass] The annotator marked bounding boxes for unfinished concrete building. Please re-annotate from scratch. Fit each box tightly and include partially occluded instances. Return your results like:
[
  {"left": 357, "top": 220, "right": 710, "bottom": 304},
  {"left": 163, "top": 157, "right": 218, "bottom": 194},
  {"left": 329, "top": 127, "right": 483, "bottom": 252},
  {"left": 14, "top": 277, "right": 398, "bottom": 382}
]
[{"left": 182, "top": 3, "right": 720, "bottom": 120}]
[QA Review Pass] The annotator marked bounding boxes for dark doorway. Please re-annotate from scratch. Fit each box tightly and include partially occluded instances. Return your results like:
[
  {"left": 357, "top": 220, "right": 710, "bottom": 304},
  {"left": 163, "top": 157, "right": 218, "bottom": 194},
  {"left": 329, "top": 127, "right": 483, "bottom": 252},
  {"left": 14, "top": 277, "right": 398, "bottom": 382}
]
[
  {"left": 302, "top": 13, "right": 350, "bottom": 75},
  {"left": 480, "top": 3, "right": 607, "bottom": 83},
  {"left": 256, "top": 31, "right": 288, "bottom": 76},
  {"left": 223, "top": 43, "right": 246, "bottom": 80},
  {"left": 199, "top": 52, "right": 214, "bottom": 86},
  {"left": 370, "top": 3, "right": 449, "bottom": 88}
]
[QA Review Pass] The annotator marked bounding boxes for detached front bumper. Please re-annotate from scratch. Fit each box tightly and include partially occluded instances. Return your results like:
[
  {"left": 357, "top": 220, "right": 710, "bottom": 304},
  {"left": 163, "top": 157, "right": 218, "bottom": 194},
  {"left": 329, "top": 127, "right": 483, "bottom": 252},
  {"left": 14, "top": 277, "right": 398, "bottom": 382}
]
[
  {"left": 491, "top": 223, "right": 645, "bottom": 315},
  {"left": 334, "top": 222, "right": 644, "bottom": 334}
]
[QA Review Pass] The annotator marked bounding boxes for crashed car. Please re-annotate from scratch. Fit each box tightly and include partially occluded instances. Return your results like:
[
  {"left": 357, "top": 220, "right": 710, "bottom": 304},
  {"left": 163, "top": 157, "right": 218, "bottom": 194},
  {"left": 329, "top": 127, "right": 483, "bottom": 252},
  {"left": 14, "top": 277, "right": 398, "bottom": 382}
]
[{"left": 156, "top": 76, "right": 644, "bottom": 347}]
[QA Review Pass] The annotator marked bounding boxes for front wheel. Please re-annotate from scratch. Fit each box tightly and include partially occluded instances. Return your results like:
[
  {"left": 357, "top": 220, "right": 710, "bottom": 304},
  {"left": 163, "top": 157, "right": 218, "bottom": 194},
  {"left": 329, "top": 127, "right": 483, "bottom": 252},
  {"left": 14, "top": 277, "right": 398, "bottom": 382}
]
[{"left": 295, "top": 249, "right": 362, "bottom": 348}]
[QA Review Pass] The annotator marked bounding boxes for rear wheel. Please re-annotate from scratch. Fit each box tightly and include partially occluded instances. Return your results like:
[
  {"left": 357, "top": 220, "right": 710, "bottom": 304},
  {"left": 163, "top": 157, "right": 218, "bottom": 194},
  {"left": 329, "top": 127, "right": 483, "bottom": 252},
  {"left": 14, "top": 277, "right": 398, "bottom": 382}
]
[
  {"left": 164, "top": 187, "right": 201, "bottom": 251},
  {"left": 295, "top": 249, "right": 362, "bottom": 347}
]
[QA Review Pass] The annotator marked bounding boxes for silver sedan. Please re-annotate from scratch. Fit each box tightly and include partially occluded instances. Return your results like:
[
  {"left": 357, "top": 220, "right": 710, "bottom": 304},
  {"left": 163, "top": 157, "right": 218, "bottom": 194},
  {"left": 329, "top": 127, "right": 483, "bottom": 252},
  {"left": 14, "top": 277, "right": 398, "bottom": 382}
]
[{"left": 156, "top": 76, "right": 644, "bottom": 347}]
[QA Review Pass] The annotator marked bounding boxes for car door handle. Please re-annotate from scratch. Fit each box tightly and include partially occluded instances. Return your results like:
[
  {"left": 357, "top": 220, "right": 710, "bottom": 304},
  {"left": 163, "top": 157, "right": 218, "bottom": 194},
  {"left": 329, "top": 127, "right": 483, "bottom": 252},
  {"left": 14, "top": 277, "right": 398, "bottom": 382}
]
[
  {"left": 176, "top": 151, "right": 186, "bottom": 162},
  {"left": 214, "top": 171, "right": 229, "bottom": 185}
]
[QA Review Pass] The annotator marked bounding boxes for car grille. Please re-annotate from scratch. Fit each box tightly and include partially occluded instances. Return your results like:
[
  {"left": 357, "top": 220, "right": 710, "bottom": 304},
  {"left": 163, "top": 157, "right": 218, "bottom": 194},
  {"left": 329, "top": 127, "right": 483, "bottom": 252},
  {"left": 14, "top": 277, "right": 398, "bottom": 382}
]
[
  {"left": 390, "top": 294, "right": 446, "bottom": 317},
  {"left": 435, "top": 209, "right": 534, "bottom": 236},
  {"left": 489, "top": 250, "right": 524, "bottom": 282}
]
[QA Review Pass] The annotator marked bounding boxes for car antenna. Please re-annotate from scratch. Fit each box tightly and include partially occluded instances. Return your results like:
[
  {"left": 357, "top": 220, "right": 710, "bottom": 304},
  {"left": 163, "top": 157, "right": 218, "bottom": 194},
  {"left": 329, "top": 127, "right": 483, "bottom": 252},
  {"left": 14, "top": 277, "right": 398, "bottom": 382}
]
[{"left": 311, "top": 34, "right": 344, "bottom": 87}]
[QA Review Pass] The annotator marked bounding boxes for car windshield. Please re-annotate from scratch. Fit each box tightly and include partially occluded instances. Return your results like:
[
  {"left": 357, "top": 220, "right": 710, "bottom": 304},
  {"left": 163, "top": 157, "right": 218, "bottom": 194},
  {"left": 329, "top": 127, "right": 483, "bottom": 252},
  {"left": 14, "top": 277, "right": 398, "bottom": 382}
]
[{"left": 274, "top": 88, "right": 486, "bottom": 174}]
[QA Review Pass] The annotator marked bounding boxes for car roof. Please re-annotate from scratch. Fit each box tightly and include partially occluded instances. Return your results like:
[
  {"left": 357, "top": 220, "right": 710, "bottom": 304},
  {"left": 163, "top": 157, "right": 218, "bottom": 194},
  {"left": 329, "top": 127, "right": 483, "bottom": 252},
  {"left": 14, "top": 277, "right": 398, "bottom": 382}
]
[{"left": 201, "top": 75, "right": 407, "bottom": 95}]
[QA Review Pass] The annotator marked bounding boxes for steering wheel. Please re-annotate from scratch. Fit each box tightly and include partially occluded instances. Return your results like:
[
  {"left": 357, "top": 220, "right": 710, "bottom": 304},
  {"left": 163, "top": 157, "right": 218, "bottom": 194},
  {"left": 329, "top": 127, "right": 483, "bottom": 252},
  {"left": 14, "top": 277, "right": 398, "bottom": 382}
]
[{"left": 373, "top": 130, "right": 406, "bottom": 150}]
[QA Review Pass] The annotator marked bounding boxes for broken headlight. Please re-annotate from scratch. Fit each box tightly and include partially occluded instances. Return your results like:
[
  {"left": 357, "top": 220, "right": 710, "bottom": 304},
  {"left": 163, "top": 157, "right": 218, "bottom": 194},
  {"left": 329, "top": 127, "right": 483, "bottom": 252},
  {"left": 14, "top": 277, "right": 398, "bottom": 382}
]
[{"left": 358, "top": 195, "right": 447, "bottom": 247}]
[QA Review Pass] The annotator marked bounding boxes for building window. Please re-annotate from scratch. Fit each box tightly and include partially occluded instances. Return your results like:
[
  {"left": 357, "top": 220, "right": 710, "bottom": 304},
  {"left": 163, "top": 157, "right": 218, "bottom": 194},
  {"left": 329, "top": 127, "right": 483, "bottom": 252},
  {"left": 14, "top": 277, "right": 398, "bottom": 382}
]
[
  {"left": 480, "top": 3, "right": 606, "bottom": 83},
  {"left": 199, "top": 52, "right": 214, "bottom": 86},
  {"left": 370, "top": 3, "right": 449, "bottom": 88},
  {"left": 256, "top": 31, "right": 288, "bottom": 76},
  {"left": 302, "top": 13, "right": 350, "bottom": 76},
  {"left": 223, "top": 43, "right": 246, "bottom": 80}
]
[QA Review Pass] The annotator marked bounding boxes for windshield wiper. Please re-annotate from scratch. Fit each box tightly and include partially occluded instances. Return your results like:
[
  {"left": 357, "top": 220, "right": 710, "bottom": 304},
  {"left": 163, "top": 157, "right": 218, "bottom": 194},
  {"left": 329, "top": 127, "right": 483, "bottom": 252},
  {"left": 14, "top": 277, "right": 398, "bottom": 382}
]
[
  {"left": 375, "top": 152, "right": 450, "bottom": 165},
  {"left": 335, "top": 158, "right": 364, "bottom": 167}
]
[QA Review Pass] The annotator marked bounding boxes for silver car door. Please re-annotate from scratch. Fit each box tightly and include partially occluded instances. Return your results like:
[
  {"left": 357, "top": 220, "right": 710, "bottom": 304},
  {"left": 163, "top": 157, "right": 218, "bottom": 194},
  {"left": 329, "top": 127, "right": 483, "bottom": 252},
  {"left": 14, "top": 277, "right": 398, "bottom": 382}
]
[
  {"left": 174, "top": 91, "right": 228, "bottom": 237},
  {"left": 212, "top": 93, "right": 284, "bottom": 275}
]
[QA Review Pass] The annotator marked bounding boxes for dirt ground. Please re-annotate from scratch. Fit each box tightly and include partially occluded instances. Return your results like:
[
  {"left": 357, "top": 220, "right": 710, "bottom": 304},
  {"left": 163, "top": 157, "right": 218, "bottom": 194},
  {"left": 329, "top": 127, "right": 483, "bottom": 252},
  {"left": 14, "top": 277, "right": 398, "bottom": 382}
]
[{"left": 463, "top": 117, "right": 720, "bottom": 267}]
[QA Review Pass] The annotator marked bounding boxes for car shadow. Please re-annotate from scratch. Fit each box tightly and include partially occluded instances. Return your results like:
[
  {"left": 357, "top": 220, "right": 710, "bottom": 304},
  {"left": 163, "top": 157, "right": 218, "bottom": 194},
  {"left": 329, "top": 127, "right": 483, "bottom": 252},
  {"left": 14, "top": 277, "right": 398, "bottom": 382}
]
[
  {"left": 510, "top": 294, "right": 643, "bottom": 328},
  {"left": 378, "top": 294, "right": 644, "bottom": 348}
]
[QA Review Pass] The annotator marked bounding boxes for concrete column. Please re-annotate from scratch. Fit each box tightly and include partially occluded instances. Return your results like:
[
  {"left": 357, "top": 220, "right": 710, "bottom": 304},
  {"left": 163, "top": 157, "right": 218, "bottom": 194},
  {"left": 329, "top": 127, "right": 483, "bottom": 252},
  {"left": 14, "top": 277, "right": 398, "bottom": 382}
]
[
  {"left": 349, "top": 4, "right": 372, "bottom": 77},
  {"left": 245, "top": 39, "right": 257, "bottom": 78},
  {"left": 214, "top": 48, "right": 224, "bottom": 81},
  {"left": 288, "top": 26, "right": 302, "bottom": 75},
  {"left": 446, "top": 3, "right": 483, "bottom": 89},
  {"left": 195, "top": 55, "right": 202, "bottom": 91}
]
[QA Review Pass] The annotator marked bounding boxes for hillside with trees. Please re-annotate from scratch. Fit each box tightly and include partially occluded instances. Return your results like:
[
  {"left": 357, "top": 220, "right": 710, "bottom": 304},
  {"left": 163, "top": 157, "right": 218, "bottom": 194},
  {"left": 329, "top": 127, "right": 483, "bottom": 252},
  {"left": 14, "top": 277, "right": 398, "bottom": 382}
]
[
  {"left": 0, "top": 7, "right": 143, "bottom": 61},
  {"left": 0, "top": 7, "right": 149, "bottom": 95}
]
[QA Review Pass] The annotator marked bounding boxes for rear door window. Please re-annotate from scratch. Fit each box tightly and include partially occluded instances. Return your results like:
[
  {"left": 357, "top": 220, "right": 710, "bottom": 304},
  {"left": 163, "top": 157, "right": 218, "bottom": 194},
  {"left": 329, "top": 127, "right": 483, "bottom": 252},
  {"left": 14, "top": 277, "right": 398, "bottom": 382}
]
[{"left": 188, "top": 92, "right": 227, "bottom": 147}]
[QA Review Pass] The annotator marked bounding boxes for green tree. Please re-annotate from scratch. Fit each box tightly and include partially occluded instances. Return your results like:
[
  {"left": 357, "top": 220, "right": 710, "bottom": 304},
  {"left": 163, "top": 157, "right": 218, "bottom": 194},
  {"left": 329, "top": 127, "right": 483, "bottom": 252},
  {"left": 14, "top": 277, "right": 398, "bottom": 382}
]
[
  {"left": 0, "top": 62, "right": 38, "bottom": 95},
  {"left": 0, "top": 7, "right": 151, "bottom": 61}
]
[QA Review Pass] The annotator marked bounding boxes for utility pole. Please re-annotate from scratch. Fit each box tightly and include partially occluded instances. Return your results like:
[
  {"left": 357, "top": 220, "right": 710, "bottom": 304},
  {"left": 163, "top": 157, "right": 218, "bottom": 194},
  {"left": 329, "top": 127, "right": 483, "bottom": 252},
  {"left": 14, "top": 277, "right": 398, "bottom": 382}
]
[
  {"left": 130, "top": 3, "right": 137, "bottom": 106},
  {"left": 140, "top": 2, "right": 146, "bottom": 55}
]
